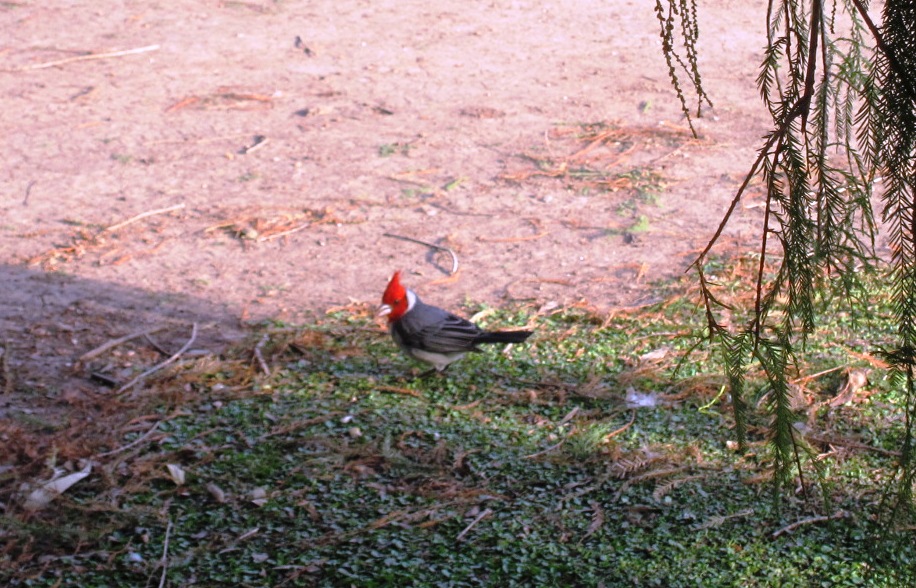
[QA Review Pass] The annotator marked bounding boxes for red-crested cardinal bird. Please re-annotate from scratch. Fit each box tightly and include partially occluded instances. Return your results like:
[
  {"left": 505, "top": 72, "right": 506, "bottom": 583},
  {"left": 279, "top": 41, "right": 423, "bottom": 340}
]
[{"left": 378, "top": 271, "right": 533, "bottom": 373}]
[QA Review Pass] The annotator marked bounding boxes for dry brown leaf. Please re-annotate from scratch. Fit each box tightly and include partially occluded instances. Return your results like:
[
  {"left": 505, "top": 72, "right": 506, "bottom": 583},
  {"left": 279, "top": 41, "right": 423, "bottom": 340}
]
[
  {"left": 639, "top": 347, "right": 670, "bottom": 362},
  {"left": 206, "top": 482, "right": 227, "bottom": 503},
  {"left": 23, "top": 462, "right": 92, "bottom": 511},
  {"left": 580, "top": 500, "right": 605, "bottom": 542},
  {"left": 251, "top": 486, "right": 268, "bottom": 507},
  {"left": 828, "top": 368, "right": 870, "bottom": 408},
  {"left": 165, "top": 463, "right": 186, "bottom": 486}
]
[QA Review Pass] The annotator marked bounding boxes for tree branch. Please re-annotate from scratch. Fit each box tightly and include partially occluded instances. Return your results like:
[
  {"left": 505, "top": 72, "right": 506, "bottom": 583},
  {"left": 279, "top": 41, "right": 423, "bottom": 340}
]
[
  {"left": 851, "top": 0, "right": 916, "bottom": 101},
  {"left": 800, "top": 0, "right": 822, "bottom": 135}
]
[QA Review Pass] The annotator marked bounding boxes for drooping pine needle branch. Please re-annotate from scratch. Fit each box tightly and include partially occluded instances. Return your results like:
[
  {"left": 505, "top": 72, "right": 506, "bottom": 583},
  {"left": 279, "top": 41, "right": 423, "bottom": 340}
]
[
  {"left": 654, "top": 0, "right": 712, "bottom": 136},
  {"left": 661, "top": 0, "right": 916, "bottom": 508}
]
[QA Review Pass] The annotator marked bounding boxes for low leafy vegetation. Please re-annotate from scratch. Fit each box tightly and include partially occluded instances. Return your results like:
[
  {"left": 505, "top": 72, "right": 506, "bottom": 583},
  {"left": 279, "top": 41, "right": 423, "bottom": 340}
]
[{"left": 2, "top": 261, "right": 914, "bottom": 586}]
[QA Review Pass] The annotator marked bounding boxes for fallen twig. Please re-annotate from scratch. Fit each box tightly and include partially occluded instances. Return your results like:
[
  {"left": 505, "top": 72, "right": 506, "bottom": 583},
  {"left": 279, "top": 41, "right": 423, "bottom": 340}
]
[
  {"left": 258, "top": 222, "right": 311, "bottom": 242},
  {"left": 144, "top": 333, "right": 172, "bottom": 357},
  {"left": 790, "top": 364, "right": 846, "bottom": 385},
  {"left": 10, "top": 44, "right": 160, "bottom": 72},
  {"left": 240, "top": 135, "right": 269, "bottom": 154},
  {"left": 79, "top": 326, "right": 168, "bottom": 362},
  {"left": 0, "top": 341, "right": 11, "bottom": 395},
  {"left": 456, "top": 508, "right": 493, "bottom": 542},
  {"left": 217, "top": 527, "right": 261, "bottom": 554},
  {"left": 376, "top": 384, "right": 423, "bottom": 398},
  {"left": 258, "top": 412, "right": 345, "bottom": 440},
  {"left": 450, "top": 399, "right": 483, "bottom": 411},
  {"left": 164, "top": 96, "right": 201, "bottom": 113},
  {"left": 23, "top": 180, "right": 36, "bottom": 206},
  {"left": 557, "top": 406, "right": 580, "bottom": 427},
  {"left": 382, "top": 233, "right": 459, "bottom": 275},
  {"left": 524, "top": 439, "right": 565, "bottom": 459},
  {"left": 772, "top": 510, "right": 849, "bottom": 538},
  {"left": 103, "top": 203, "right": 185, "bottom": 233},
  {"left": 694, "top": 508, "right": 754, "bottom": 530},
  {"left": 478, "top": 232, "right": 548, "bottom": 243},
  {"left": 117, "top": 323, "right": 198, "bottom": 395},
  {"left": 805, "top": 433, "right": 900, "bottom": 457},
  {"left": 158, "top": 519, "right": 173, "bottom": 588},
  {"left": 254, "top": 333, "right": 271, "bottom": 376},
  {"left": 97, "top": 418, "right": 166, "bottom": 458},
  {"left": 522, "top": 407, "right": 579, "bottom": 459},
  {"left": 236, "top": 527, "right": 260, "bottom": 542},
  {"left": 604, "top": 409, "right": 637, "bottom": 441}
]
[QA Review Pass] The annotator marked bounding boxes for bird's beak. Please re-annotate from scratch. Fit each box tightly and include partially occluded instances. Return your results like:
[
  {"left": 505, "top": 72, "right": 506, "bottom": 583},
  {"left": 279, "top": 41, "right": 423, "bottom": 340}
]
[{"left": 377, "top": 304, "right": 392, "bottom": 318}]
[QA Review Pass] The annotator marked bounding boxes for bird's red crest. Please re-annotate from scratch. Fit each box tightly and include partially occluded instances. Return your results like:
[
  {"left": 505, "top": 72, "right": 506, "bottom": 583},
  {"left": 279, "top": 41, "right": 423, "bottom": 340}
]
[
  {"left": 382, "top": 271, "right": 406, "bottom": 305},
  {"left": 380, "top": 271, "right": 410, "bottom": 322}
]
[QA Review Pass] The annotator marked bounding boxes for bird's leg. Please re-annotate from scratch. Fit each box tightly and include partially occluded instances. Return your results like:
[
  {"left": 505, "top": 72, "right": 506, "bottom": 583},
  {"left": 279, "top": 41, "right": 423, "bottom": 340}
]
[
  {"left": 416, "top": 367, "right": 440, "bottom": 380},
  {"left": 411, "top": 364, "right": 451, "bottom": 381}
]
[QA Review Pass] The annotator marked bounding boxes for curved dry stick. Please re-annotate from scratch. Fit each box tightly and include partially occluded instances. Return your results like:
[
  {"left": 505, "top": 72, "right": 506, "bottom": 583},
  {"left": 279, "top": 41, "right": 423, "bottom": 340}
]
[
  {"left": 103, "top": 203, "right": 185, "bottom": 233},
  {"left": 258, "top": 222, "right": 310, "bottom": 242},
  {"left": 116, "top": 323, "right": 198, "bottom": 395},
  {"left": 771, "top": 510, "right": 849, "bottom": 538},
  {"left": 99, "top": 421, "right": 161, "bottom": 457},
  {"left": 8, "top": 44, "right": 160, "bottom": 72},
  {"left": 158, "top": 519, "right": 173, "bottom": 588},
  {"left": 23, "top": 180, "right": 37, "bottom": 205},
  {"left": 382, "top": 233, "right": 458, "bottom": 275},
  {"left": 254, "top": 333, "right": 271, "bottom": 376},
  {"left": 1, "top": 341, "right": 11, "bottom": 395},
  {"left": 455, "top": 508, "right": 493, "bottom": 543},
  {"left": 80, "top": 326, "right": 167, "bottom": 362},
  {"left": 523, "top": 439, "right": 565, "bottom": 460},
  {"left": 604, "top": 409, "right": 637, "bottom": 440}
]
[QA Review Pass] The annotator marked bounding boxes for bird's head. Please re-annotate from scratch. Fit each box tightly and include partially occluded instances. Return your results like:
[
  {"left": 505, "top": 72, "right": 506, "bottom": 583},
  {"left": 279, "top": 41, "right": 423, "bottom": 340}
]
[{"left": 378, "top": 271, "right": 413, "bottom": 322}]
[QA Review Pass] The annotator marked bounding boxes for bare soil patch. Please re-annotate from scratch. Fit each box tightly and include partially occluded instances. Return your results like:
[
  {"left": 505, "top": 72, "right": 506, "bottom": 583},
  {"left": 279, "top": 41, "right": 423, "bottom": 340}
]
[{"left": 0, "top": 1, "right": 770, "bottom": 431}]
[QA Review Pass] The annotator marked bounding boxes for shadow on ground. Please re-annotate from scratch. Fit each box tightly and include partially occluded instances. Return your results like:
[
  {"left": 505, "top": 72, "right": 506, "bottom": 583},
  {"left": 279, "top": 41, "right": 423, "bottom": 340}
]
[{"left": 0, "top": 263, "right": 247, "bottom": 419}]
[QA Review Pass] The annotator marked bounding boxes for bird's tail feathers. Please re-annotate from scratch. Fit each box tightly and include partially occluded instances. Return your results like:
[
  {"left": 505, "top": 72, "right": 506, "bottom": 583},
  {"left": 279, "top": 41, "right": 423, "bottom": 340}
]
[{"left": 475, "top": 330, "right": 533, "bottom": 344}]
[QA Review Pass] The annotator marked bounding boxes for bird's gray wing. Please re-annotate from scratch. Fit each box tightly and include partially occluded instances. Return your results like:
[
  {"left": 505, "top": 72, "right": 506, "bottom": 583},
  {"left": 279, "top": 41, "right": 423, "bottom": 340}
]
[{"left": 395, "top": 306, "right": 484, "bottom": 353}]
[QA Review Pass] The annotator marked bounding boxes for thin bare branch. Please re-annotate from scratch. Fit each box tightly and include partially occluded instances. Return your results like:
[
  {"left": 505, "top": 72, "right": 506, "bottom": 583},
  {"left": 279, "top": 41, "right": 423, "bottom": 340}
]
[
  {"left": 257, "top": 223, "right": 311, "bottom": 242},
  {"left": 97, "top": 419, "right": 164, "bottom": 458},
  {"left": 254, "top": 333, "right": 271, "bottom": 376},
  {"left": 8, "top": 44, "right": 160, "bottom": 72},
  {"left": 158, "top": 519, "right": 173, "bottom": 588},
  {"left": 455, "top": 508, "right": 493, "bottom": 543},
  {"left": 383, "top": 233, "right": 459, "bottom": 275},
  {"left": 524, "top": 440, "right": 565, "bottom": 459},
  {"left": 23, "top": 180, "right": 36, "bottom": 206},
  {"left": 604, "top": 409, "right": 638, "bottom": 440},
  {"left": 80, "top": 326, "right": 168, "bottom": 362},
  {"left": 800, "top": 0, "right": 822, "bottom": 135},
  {"left": 116, "top": 323, "right": 198, "bottom": 395},
  {"left": 103, "top": 203, "right": 185, "bottom": 233},
  {"left": 772, "top": 510, "right": 849, "bottom": 537}
]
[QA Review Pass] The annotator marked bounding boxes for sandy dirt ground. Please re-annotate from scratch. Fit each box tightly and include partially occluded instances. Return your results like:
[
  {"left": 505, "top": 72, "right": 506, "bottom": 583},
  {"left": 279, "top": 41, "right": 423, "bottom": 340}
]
[{"left": 0, "top": 0, "right": 775, "bottom": 413}]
